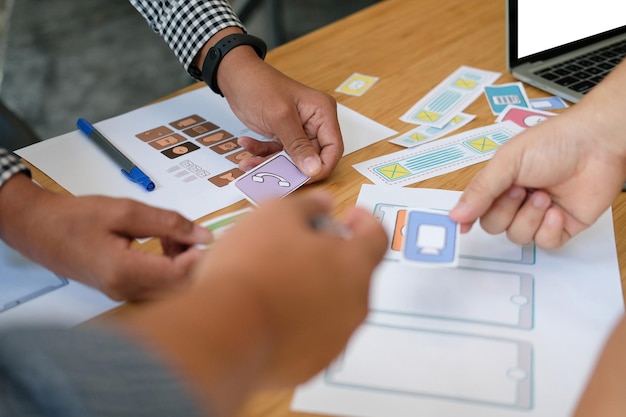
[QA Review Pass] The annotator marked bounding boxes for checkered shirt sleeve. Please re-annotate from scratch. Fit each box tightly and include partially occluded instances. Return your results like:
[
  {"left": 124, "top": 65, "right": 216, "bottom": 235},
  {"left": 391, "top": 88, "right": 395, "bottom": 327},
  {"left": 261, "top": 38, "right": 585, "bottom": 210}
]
[
  {"left": 0, "top": 148, "right": 30, "bottom": 189},
  {"left": 128, "top": 0, "right": 245, "bottom": 80}
]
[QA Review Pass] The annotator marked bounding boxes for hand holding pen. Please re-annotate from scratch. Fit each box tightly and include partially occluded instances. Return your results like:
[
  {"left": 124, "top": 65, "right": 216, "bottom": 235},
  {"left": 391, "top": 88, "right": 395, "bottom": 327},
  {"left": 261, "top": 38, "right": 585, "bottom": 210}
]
[{"left": 189, "top": 190, "right": 387, "bottom": 384}]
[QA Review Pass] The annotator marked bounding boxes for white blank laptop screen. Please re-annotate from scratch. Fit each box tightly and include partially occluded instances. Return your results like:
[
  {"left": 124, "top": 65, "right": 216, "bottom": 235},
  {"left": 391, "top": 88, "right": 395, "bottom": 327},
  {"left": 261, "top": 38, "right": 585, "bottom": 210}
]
[{"left": 517, "top": 0, "right": 625, "bottom": 59}]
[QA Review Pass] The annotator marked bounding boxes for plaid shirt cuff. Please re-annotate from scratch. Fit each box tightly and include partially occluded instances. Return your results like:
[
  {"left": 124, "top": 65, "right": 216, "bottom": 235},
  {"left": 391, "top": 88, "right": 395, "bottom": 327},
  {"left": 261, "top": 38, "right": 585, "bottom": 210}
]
[
  {"left": 0, "top": 148, "right": 31, "bottom": 189},
  {"left": 129, "top": 0, "right": 245, "bottom": 80}
]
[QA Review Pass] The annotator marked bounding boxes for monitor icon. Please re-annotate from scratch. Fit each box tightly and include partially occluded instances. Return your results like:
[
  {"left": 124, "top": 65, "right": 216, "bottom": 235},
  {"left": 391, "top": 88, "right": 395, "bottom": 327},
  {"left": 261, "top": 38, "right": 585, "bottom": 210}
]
[{"left": 416, "top": 224, "right": 447, "bottom": 255}]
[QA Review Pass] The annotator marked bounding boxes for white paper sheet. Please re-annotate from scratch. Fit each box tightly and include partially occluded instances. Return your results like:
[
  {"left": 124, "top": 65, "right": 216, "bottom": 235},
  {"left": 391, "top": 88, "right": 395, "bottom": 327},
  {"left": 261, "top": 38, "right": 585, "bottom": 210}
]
[
  {"left": 292, "top": 184, "right": 624, "bottom": 417},
  {"left": 338, "top": 104, "right": 396, "bottom": 155},
  {"left": 16, "top": 87, "right": 395, "bottom": 221}
]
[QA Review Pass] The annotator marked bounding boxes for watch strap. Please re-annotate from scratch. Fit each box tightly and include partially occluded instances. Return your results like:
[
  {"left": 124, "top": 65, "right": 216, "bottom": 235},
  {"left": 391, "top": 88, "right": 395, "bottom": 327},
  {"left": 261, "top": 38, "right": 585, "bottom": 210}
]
[{"left": 201, "top": 33, "right": 267, "bottom": 96}]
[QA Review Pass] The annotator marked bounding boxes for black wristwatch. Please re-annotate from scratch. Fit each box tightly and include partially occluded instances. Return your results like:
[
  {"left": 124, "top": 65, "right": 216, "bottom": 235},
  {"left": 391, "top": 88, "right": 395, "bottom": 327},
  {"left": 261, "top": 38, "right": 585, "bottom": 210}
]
[{"left": 201, "top": 33, "right": 267, "bottom": 96}]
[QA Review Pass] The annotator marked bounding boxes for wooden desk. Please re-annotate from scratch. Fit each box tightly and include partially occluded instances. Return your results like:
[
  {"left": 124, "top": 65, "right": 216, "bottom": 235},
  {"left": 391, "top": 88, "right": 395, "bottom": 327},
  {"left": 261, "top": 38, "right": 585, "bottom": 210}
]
[
  {"left": 263, "top": 0, "right": 626, "bottom": 296},
  {"left": 27, "top": 0, "right": 626, "bottom": 415},
  {"left": 243, "top": 0, "right": 626, "bottom": 415}
]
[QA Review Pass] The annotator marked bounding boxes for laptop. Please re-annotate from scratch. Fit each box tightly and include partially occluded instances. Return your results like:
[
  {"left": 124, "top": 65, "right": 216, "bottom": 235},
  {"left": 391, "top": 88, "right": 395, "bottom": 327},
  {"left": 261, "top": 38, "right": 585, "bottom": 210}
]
[{"left": 507, "top": 0, "right": 626, "bottom": 103}]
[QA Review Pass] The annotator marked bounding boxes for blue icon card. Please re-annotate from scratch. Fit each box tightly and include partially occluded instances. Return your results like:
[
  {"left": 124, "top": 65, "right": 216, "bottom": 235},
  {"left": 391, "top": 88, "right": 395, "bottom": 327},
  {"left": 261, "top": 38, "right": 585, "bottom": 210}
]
[
  {"left": 402, "top": 209, "right": 460, "bottom": 267},
  {"left": 529, "top": 96, "right": 569, "bottom": 110},
  {"left": 484, "top": 82, "right": 530, "bottom": 115}
]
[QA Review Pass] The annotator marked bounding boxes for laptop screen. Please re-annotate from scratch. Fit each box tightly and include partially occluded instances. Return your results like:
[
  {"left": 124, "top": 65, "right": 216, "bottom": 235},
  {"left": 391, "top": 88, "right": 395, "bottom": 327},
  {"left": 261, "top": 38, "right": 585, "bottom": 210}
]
[{"left": 509, "top": 0, "right": 626, "bottom": 64}]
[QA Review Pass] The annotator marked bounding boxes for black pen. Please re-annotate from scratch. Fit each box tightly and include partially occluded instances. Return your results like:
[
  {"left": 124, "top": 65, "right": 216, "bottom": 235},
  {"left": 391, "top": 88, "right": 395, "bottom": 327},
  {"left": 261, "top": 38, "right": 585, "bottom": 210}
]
[{"left": 77, "top": 118, "right": 155, "bottom": 191}]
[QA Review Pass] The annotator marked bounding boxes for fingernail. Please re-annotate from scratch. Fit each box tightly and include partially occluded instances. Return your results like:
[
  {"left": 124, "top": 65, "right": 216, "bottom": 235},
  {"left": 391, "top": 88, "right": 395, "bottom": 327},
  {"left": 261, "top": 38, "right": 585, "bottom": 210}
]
[
  {"left": 544, "top": 209, "right": 560, "bottom": 227},
  {"left": 508, "top": 186, "right": 525, "bottom": 200},
  {"left": 193, "top": 225, "right": 213, "bottom": 243},
  {"left": 531, "top": 192, "right": 551, "bottom": 208},
  {"left": 302, "top": 156, "right": 321, "bottom": 177},
  {"left": 450, "top": 201, "right": 468, "bottom": 216}
]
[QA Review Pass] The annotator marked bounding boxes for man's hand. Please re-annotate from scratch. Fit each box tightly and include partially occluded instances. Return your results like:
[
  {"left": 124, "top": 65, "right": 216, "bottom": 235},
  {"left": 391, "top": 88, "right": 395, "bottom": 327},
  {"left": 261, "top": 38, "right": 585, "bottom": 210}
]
[
  {"left": 450, "top": 62, "right": 626, "bottom": 249},
  {"left": 123, "top": 191, "right": 387, "bottom": 417},
  {"left": 0, "top": 174, "right": 211, "bottom": 301},
  {"left": 195, "top": 29, "right": 343, "bottom": 182}
]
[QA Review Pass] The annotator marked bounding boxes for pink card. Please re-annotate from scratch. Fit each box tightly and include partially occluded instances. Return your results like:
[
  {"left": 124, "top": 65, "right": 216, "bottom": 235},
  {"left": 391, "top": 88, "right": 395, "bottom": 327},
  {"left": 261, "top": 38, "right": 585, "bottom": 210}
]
[{"left": 495, "top": 105, "right": 556, "bottom": 129}]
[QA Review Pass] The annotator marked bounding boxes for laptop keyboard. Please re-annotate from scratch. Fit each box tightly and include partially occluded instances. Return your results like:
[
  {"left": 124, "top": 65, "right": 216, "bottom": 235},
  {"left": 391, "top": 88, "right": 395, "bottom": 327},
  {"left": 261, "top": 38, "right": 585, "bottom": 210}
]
[{"left": 533, "top": 39, "right": 626, "bottom": 95}]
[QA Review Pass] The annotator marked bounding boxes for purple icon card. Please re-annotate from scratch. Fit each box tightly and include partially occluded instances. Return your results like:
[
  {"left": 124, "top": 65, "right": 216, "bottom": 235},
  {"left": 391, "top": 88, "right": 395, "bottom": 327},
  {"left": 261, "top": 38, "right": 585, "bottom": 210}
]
[{"left": 234, "top": 152, "right": 310, "bottom": 205}]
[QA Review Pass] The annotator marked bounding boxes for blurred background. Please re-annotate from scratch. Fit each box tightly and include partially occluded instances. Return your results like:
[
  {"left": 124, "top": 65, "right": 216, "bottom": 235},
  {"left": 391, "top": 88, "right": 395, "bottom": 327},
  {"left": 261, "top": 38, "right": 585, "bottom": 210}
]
[{"left": 0, "top": 0, "right": 378, "bottom": 143}]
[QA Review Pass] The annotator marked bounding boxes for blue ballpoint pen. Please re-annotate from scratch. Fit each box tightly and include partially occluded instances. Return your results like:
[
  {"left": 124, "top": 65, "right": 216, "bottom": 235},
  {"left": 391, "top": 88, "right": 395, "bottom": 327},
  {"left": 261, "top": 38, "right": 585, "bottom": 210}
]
[{"left": 77, "top": 118, "right": 155, "bottom": 191}]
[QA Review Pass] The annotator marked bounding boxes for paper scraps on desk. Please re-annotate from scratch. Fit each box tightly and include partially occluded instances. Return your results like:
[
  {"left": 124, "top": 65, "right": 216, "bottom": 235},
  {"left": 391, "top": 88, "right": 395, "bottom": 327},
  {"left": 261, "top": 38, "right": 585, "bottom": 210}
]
[
  {"left": 16, "top": 87, "right": 395, "bottom": 222},
  {"left": 495, "top": 105, "right": 556, "bottom": 129},
  {"left": 353, "top": 120, "right": 524, "bottom": 187},
  {"left": 234, "top": 152, "right": 309, "bottom": 206},
  {"left": 484, "top": 82, "right": 531, "bottom": 115},
  {"left": 292, "top": 184, "right": 624, "bottom": 417},
  {"left": 336, "top": 72, "right": 379, "bottom": 96},
  {"left": 389, "top": 113, "right": 475, "bottom": 148},
  {"left": 201, "top": 207, "right": 252, "bottom": 237},
  {"left": 339, "top": 104, "right": 397, "bottom": 155},
  {"left": 195, "top": 207, "right": 253, "bottom": 250},
  {"left": 400, "top": 66, "right": 500, "bottom": 128},
  {"left": 530, "top": 96, "right": 569, "bottom": 110}
]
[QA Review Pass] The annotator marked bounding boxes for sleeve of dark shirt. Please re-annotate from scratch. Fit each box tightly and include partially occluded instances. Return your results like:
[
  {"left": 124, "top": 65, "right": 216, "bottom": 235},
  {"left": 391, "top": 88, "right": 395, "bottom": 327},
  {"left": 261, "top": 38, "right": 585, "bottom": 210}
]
[{"left": 0, "top": 326, "right": 207, "bottom": 417}]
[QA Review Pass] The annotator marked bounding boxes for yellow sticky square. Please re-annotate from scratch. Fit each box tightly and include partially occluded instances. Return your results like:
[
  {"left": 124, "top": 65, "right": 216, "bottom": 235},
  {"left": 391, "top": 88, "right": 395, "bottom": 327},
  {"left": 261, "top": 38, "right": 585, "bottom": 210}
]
[
  {"left": 336, "top": 73, "right": 379, "bottom": 96},
  {"left": 413, "top": 110, "right": 441, "bottom": 123},
  {"left": 454, "top": 78, "right": 478, "bottom": 89},
  {"left": 466, "top": 137, "right": 499, "bottom": 153},
  {"left": 376, "top": 163, "right": 412, "bottom": 180},
  {"left": 408, "top": 133, "right": 426, "bottom": 142}
]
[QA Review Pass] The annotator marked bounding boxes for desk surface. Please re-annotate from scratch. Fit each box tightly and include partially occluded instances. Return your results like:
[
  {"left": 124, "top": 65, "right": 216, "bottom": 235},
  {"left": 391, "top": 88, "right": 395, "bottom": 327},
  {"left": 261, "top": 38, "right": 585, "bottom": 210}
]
[
  {"left": 28, "top": 0, "right": 626, "bottom": 416},
  {"left": 260, "top": 0, "right": 625, "bottom": 298}
]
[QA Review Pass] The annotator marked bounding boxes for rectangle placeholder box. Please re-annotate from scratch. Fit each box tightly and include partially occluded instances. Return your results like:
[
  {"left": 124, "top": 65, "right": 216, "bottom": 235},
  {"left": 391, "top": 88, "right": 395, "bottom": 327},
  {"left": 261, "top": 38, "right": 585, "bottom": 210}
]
[
  {"left": 371, "top": 264, "right": 534, "bottom": 329},
  {"left": 373, "top": 203, "right": 535, "bottom": 264},
  {"left": 326, "top": 323, "right": 532, "bottom": 409}
]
